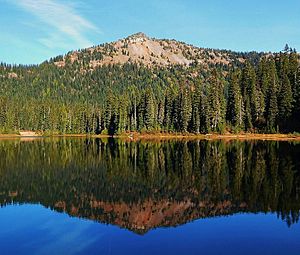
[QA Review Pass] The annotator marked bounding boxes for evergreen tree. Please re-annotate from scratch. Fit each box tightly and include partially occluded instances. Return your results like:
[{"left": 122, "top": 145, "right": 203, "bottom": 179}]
[
  {"left": 241, "top": 62, "right": 258, "bottom": 130},
  {"left": 227, "top": 70, "right": 244, "bottom": 130},
  {"left": 265, "top": 60, "right": 279, "bottom": 133},
  {"left": 178, "top": 88, "right": 192, "bottom": 132},
  {"left": 144, "top": 88, "right": 155, "bottom": 130},
  {"left": 278, "top": 73, "right": 293, "bottom": 128},
  {"left": 206, "top": 70, "right": 226, "bottom": 133},
  {"left": 191, "top": 81, "right": 202, "bottom": 133},
  {"left": 292, "top": 67, "right": 300, "bottom": 128}
]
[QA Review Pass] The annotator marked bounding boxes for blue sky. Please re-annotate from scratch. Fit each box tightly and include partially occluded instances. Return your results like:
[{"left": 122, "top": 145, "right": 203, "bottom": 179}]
[{"left": 0, "top": 0, "right": 299, "bottom": 64}]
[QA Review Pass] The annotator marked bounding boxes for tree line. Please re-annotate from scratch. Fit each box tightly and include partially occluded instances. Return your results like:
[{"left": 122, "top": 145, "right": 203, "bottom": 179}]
[{"left": 0, "top": 46, "right": 299, "bottom": 134}]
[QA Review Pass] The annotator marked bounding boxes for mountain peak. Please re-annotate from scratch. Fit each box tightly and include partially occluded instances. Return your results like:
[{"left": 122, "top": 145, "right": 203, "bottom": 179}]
[
  {"left": 125, "top": 32, "right": 149, "bottom": 43},
  {"left": 127, "top": 32, "right": 149, "bottom": 39},
  {"left": 54, "top": 33, "right": 255, "bottom": 70}
]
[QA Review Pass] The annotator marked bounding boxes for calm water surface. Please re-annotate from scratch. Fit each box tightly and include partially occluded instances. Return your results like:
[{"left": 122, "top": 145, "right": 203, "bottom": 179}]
[{"left": 0, "top": 138, "right": 300, "bottom": 255}]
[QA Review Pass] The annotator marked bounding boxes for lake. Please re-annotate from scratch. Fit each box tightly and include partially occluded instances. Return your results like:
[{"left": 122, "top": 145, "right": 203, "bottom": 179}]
[{"left": 0, "top": 138, "right": 300, "bottom": 255}]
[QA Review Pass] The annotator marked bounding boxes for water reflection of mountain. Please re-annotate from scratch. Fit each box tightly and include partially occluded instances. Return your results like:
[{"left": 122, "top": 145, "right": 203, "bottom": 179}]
[{"left": 0, "top": 138, "right": 300, "bottom": 234}]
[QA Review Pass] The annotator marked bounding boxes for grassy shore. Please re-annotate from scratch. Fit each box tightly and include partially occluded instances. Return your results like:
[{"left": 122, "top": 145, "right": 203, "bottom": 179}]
[
  {"left": 115, "top": 133, "right": 300, "bottom": 141},
  {"left": 1, "top": 132, "right": 300, "bottom": 141}
]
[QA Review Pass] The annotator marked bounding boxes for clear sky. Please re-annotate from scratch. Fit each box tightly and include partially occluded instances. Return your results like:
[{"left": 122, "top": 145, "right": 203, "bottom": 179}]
[{"left": 1, "top": 0, "right": 299, "bottom": 64}]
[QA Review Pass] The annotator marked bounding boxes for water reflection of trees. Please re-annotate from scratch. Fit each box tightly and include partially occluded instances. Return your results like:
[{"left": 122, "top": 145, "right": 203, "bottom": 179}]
[{"left": 0, "top": 138, "right": 299, "bottom": 231}]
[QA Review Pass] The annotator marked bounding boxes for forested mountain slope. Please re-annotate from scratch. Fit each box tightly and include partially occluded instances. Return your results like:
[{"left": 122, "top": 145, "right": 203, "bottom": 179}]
[{"left": 0, "top": 34, "right": 299, "bottom": 134}]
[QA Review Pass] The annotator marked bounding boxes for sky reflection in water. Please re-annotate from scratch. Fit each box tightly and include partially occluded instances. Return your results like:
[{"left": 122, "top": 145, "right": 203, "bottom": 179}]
[{"left": 0, "top": 205, "right": 299, "bottom": 255}]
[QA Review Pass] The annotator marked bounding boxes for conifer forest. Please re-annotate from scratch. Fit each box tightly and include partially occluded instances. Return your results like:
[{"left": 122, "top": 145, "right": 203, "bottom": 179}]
[{"left": 0, "top": 44, "right": 299, "bottom": 135}]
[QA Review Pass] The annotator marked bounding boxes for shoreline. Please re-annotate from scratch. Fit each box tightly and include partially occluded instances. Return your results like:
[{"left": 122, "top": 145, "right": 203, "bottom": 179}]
[{"left": 1, "top": 133, "right": 300, "bottom": 141}]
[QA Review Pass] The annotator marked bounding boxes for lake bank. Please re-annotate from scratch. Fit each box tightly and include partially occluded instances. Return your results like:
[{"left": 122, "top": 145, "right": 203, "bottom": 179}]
[{"left": 1, "top": 133, "right": 300, "bottom": 141}]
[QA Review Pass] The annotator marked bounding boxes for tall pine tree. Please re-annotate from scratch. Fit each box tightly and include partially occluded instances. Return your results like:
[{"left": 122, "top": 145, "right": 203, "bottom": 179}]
[{"left": 227, "top": 70, "right": 244, "bottom": 130}]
